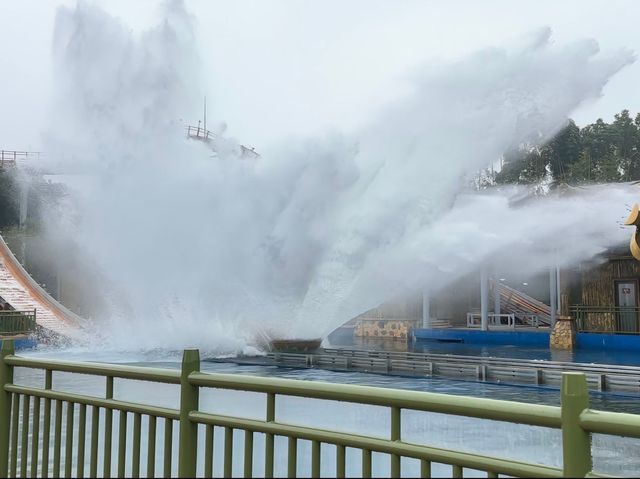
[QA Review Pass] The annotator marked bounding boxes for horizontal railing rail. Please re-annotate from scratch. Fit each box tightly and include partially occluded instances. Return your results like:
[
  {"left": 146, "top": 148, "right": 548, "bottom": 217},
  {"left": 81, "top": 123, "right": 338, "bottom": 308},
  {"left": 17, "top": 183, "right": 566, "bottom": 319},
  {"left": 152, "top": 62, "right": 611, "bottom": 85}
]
[
  {"left": 571, "top": 304, "right": 640, "bottom": 334},
  {"left": 262, "top": 347, "right": 640, "bottom": 392},
  {"left": 467, "top": 312, "right": 513, "bottom": 328},
  {"left": 467, "top": 312, "right": 538, "bottom": 328},
  {"left": 188, "top": 371, "right": 562, "bottom": 427},
  {"left": 0, "top": 311, "right": 36, "bottom": 336},
  {"left": 571, "top": 305, "right": 640, "bottom": 311},
  {"left": 1, "top": 340, "right": 639, "bottom": 477},
  {"left": 185, "top": 126, "right": 260, "bottom": 159},
  {"left": 352, "top": 316, "right": 419, "bottom": 322},
  {"left": 321, "top": 346, "right": 640, "bottom": 373},
  {"left": 5, "top": 354, "right": 181, "bottom": 384},
  {"left": 517, "top": 311, "right": 540, "bottom": 327},
  {"left": 186, "top": 125, "right": 217, "bottom": 142},
  {"left": 0, "top": 150, "right": 41, "bottom": 168},
  {"left": 467, "top": 311, "right": 543, "bottom": 329}
]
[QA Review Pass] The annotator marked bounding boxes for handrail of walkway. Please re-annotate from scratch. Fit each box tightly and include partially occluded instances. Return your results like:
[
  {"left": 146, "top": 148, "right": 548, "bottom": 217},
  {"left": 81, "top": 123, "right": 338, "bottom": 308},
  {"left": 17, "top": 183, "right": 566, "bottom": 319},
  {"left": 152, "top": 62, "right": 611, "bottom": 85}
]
[
  {"left": 0, "top": 151, "right": 41, "bottom": 168},
  {"left": 0, "top": 311, "right": 36, "bottom": 336},
  {"left": 571, "top": 304, "right": 640, "bottom": 334},
  {"left": 186, "top": 125, "right": 260, "bottom": 159},
  {"left": 1, "top": 340, "right": 639, "bottom": 477}
]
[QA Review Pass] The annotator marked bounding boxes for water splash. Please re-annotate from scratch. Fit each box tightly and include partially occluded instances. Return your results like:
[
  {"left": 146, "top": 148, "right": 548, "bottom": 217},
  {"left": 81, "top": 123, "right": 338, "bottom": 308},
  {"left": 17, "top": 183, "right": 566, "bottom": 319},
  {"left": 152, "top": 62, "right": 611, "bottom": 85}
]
[{"left": 41, "top": 2, "right": 635, "bottom": 351}]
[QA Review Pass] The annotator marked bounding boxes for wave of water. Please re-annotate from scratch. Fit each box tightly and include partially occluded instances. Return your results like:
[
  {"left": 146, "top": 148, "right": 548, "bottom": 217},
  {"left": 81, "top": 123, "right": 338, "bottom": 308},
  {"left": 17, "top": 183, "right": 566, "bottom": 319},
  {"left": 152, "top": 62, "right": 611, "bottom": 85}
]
[{"left": 40, "top": 1, "right": 635, "bottom": 352}]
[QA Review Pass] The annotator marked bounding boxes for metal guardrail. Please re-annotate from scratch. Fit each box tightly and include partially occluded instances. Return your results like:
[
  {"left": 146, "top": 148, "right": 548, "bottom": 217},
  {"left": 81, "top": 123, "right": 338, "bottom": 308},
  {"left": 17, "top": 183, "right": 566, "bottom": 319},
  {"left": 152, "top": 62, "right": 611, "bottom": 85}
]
[
  {"left": 186, "top": 125, "right": 217, "bottom": 142},
  {"left": 518, "top": 311, "right": 541, "bottom": 326},
  {"left": 185, "top": 126, "right": 260, "bottom": 159},
  {"left": 264, "top": 347, "right": 640, "bottom": 393},
  {"left": 0, "top": 341, "right": 639, "bottom": 477},
  {"left": 467, "top": 312, "right": 516, "bottom": 328},
  {"left": 0, "top": 311, "right": 36, "bottom": 336},
  {"left": 571, "top": 305, "right": 640, "bottom": 334},
  {"left": 0, "top": 151, "right": 41, "bottom": 168},
  {"left": 466, "top": 312, "right": 540, "bottom": 328}
]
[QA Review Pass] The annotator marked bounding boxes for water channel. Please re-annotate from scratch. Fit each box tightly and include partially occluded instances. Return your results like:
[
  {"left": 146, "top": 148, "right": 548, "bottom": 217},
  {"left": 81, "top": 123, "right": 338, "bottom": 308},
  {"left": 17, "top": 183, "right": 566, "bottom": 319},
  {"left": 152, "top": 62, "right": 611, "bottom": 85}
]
[{"left": 11, "top": 345, "right": 640, "bottom": 477}]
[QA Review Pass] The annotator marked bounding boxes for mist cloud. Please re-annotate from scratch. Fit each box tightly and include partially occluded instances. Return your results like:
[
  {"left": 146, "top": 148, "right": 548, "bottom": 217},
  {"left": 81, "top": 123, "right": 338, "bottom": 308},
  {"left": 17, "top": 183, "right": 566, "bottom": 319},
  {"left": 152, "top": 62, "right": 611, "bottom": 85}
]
[{"left": 42, "top": 1, "right": 635, "bottom": 351}]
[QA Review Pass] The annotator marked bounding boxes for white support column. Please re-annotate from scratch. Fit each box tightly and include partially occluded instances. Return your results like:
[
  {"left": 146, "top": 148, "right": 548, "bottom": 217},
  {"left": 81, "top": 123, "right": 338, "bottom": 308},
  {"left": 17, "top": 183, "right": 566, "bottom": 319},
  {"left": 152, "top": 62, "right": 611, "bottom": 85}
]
[
  {"left": 20, "top": 240, "right": 26, "bottom": 269},
  {"left": 422, "top": 291, "right": 431, "bottom": 329},
  {"left": 493, "top": 277, "right": 501, "bottom": 317},
  {"left": 549, "top": 267, "right": 557, "bottom": 327},
  {"left": 556, "top": 265, "right": 561, "bottom": 314},
  {"left": 19, "top": 181, "right": 28, "bottom": 267},
  {"left": 480, "top": 269, "right": 489, "bottom": 331},
  {"left": 18, "top": 182, "right": 28, "bottom": 231},
  {"left": 56, "top": 256, "right": 62, "bottom": 301}
]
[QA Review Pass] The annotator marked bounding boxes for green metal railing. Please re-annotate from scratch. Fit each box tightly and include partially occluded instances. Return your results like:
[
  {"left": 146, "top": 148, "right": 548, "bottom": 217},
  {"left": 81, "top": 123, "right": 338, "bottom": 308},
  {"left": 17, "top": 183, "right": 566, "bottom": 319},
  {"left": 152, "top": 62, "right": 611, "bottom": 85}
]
[
  {"left": 0, "top": 311, "right": 36, "bottom": 336},
  {"left": 1, "top": 339, "right": 640, "bottom": 478},
  {"left": 571, "top": 305, "right": 640, "bottom": 334}
]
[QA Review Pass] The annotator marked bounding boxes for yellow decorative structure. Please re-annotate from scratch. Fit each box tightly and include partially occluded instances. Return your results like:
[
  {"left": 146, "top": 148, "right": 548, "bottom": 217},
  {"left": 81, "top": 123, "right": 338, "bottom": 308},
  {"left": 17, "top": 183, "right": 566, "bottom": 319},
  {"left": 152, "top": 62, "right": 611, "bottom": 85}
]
[{"left": 625, "top": 203, "right": 640, "bottom": 261}]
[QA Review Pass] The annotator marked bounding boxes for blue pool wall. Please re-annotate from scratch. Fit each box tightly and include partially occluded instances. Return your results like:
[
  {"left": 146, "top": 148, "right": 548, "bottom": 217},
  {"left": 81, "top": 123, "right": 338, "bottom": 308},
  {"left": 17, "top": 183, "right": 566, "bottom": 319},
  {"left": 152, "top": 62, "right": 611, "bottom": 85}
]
[
  {"left": 576, "top": 332, "right": 640, "bottom": 351},
  {"left": 0, "top": 337, "right": 37, "bottom": 351},
  {"left": 412, "top": 328, "right": 640, "bottom": 351}
]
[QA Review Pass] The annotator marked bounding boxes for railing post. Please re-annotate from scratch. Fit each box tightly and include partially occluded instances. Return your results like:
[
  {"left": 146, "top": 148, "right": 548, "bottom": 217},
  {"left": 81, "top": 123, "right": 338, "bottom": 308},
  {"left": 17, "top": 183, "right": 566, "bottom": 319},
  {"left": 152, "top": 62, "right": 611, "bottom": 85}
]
[
  {"left": 178, "top": 349, "right": 200, "bottom": 478},
  {"left": 561, "top": 372, "right": 592, "bottom": 477},
  {"left": 390, "top": 406, "right": 401, "bottom": 477},
  {"left": 0, "top": 340, "right": 15, "bottom": 479}
]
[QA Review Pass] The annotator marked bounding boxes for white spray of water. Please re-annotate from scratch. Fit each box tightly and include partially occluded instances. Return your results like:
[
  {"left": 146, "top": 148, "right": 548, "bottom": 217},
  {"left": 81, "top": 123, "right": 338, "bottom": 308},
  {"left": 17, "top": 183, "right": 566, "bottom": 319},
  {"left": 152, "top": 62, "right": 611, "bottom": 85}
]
[{"left": 41, "top": 1, "right": 636, "bottom": 352}]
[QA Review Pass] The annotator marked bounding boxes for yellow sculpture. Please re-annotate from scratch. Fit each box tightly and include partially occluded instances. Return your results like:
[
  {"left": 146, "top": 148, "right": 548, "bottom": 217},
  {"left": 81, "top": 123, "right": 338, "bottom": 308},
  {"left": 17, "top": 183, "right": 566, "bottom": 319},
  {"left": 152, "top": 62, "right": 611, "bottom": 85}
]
[{"left": 625, "top": 203, "right": 640, "bottom": 261}]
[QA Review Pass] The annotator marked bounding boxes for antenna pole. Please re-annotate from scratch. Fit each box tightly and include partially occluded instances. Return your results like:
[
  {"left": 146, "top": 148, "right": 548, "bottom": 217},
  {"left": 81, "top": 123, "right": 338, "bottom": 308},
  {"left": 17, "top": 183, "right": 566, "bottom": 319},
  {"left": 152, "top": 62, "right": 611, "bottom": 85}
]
[{"left": 203, "top": 96, "right": 207, "bottom": 132}]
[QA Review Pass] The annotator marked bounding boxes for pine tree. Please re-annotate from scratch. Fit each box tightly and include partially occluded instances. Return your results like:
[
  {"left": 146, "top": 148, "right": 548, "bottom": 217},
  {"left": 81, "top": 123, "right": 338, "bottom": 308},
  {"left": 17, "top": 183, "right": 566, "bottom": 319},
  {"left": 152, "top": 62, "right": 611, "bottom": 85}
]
[
  {"left": 545, "top": 120, "right": 581, "bottom": 183},
  {"left": 610, "top": 109, "right": 640, "bottom": 180},
  {"left": 0, "top": 169, "right": 19, "bottom": 228}
]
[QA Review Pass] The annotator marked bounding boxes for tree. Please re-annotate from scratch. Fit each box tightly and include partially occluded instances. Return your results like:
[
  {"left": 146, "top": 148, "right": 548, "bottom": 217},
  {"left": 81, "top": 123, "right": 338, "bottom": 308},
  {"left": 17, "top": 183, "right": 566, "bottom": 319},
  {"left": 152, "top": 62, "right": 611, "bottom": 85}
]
[
  {"left": 495, "top": 145, "right": 548, "bottom": 185},
  {"left": 494, "top": 111, "right": 640, "bottom": 186},
  {"left": 0, "top": 170, "right": 19, "bottom": 228},
  {"left": 610, "top": 109, "right": 640, "bottom": 180},
  {"left": 567, "top": 150, "right": 593, "bottom": 183},
  {"left": 545, "top": 120, "right": 581, "bottom": 183},
  {"left": 594, "top": 154, "right": 622, "bottom": 182}
]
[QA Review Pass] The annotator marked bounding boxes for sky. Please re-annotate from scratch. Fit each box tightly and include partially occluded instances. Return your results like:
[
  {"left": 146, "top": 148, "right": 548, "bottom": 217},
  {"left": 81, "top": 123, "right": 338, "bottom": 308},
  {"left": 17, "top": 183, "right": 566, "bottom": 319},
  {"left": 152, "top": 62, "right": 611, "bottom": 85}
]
[{"left": 1, "top": 0, "right": 640, "bottom": 152}]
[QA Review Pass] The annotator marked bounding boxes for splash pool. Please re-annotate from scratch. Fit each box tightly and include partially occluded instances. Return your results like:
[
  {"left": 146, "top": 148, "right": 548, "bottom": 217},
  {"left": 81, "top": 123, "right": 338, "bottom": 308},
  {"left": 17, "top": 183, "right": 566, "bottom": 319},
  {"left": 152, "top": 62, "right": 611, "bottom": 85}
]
[{"left": 12, "top": 347, "right": 640, "bottom": 477}]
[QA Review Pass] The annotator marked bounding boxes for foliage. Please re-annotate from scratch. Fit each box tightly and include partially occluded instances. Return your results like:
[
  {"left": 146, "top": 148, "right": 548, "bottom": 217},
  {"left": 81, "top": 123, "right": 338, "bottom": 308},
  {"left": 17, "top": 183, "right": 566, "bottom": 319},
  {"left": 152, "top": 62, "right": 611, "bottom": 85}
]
[
  {"left": 494, "top": 110, "right": 640, "bottom": 186},
  {"left": 0, "top": 170, "right": 19, "bottom": 228},
  {"left": 0, "top": 169, "right": 66, "bottom": 231}
]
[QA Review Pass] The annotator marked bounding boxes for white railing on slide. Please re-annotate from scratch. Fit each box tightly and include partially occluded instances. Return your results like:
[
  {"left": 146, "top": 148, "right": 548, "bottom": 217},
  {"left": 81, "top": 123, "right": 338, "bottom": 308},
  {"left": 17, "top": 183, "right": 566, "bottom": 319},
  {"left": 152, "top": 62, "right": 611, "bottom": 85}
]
[
  {"left": 467, "top": 312, "right": 516, "bottom": 328},
  {"left": 466, "top": 312, "right": 540, "bottom": 328}
]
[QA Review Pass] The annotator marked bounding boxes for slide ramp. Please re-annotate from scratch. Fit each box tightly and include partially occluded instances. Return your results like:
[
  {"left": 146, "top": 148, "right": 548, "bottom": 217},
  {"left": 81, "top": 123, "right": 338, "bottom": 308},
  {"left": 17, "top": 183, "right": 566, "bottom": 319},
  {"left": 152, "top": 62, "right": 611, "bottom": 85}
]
[
  {"left": 496, "top": 282, "right": 552, "bottom": 326},
  {"left": 0, "top": 234, "right": 85, "bottom": 341}
]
